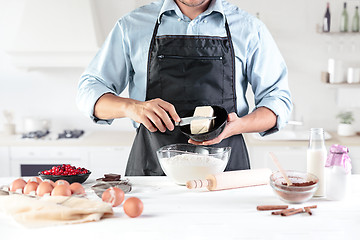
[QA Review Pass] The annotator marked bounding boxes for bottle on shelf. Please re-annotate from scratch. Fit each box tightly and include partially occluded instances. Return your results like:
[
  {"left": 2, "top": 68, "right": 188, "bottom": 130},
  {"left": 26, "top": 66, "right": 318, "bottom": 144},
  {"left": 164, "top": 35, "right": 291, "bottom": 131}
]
[
  {"left": 323, "top": 2, "right": 331, "bottom": 32},
  {"left": 352, "top": 6, "right": 359, "bottom": 32},
  {"left": 307, "top": 128, "right": 327, "bottom": 197},
  {"left": 340, "top": 2, "right": 349, "bottom": 32}
]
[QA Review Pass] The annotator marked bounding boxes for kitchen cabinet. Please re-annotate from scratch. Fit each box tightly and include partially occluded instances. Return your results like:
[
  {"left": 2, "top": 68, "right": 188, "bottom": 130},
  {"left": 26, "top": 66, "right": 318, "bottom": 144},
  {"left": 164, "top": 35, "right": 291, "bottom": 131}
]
[
  {"left": 0, "top": 147, "right": 10, "bottom": 177},
  {"left": 87, "top": 146, "right": 131, "bottom": 179},
  {"left": 249, "top": 145, "right": 360, "bottom": 174},
  {"left": 0, "top": 131, "right": 135, "bottom": 178},
  {"left": 245, "top": 132, "right": 360, "bottom": 174},
  {"left": 9, "top": 146, "right": 88, "bottom": 177},
  {"left": 349, "top": 146, "right": 360, "bottom": 174},
  {"left": 248, "top": 145, "right": 308, "bottom": 172},
  {"left": 7, "top": 146, "right": 131, "bottom": 178}
]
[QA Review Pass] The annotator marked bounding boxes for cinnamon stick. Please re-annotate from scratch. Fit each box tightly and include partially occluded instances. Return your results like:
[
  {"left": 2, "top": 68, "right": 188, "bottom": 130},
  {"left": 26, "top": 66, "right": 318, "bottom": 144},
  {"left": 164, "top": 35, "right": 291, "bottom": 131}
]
[
  {"left": 303, "top": 205, "right": 317, "bottom": 215},
  {"left": 257, "top": 205, "right": 288, "bottom": 211},
  {"left": 281, "top": 208, "right": 304, "bottom": 216},
  {"left": 271, "top": 208, "right": 296, "bottom": 215},
  {"left": 304, "top": 207, "right": 312, "bottom": 215}
]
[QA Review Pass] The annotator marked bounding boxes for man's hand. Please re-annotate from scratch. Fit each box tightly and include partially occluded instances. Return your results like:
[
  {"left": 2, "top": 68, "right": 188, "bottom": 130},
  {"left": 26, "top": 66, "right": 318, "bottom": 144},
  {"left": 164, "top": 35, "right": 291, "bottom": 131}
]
[
  {"left": 128, "top": 98, "right": 180, "bottom": 132},
  {"left": 188, "top": 107, "right": 277, "bottom": 146},
  {"left": 94, "top": 94, "right": 180, "bottom": 133},
  {"left": 188, "top": 112, "right": 239, "bottom": 145}
]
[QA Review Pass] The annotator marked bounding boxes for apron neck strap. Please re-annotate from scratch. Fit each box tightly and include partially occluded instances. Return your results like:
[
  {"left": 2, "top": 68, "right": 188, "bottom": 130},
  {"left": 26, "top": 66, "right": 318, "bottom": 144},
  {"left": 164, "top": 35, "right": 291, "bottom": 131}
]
[{"left": 151, "top": 17, "right": 232, "bottom": 41}]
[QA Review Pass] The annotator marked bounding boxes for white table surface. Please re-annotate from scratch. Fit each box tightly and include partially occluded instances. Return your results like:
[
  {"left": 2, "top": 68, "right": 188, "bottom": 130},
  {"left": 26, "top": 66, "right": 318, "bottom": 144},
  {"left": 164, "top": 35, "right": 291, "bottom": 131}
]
[{"left": 0, "top": 176, "right": 359, "bottom": 240}]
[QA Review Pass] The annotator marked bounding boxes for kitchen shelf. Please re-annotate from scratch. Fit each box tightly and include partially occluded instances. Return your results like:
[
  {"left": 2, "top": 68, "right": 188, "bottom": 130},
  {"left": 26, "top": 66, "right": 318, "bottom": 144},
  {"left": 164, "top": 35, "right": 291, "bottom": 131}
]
[
  {"left": 317, "top": 31, "right": 360, "bottom": 36},
  {"left": 322, "top": 82, "right": 360, "bottom": 88}
]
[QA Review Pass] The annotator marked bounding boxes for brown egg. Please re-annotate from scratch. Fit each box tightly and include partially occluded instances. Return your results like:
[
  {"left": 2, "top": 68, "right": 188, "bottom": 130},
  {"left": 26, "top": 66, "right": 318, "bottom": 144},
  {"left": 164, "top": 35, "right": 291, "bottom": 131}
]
[
  {"left": 27, "top": 177, "right": 42, "bottom": 184},
  {"left": 43, "top": 179, "right": 55, "bottom": 187},
  {"left": 102, "top": 187, "right": 124, "bottom": 207},
  {"left": 36, "top": 181, "right": 54, "bottom": 196},
  {"left": 54, "top": 180, "right": 70, "bottom": 186},
  {"left": 70, "top": 182, "right": 85, "bottom": 195},
  {"left": 10, "top": 178, "right": 27, "bottom": 192},
  {"left": 23, "top": 182, "right": 39, "bottom": 195},
  {"left": 51, "top": 184, "right": 72, "bottom": 196},
  {"left": 123, "top": 197, "right": 143, "bottom": 218}
]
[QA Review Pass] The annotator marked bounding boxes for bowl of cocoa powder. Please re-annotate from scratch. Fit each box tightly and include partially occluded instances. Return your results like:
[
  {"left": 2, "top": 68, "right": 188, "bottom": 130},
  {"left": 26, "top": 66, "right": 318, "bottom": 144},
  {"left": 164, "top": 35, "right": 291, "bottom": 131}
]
[{"left": 270, "top": 170, "right": 319, "bottom": 204}]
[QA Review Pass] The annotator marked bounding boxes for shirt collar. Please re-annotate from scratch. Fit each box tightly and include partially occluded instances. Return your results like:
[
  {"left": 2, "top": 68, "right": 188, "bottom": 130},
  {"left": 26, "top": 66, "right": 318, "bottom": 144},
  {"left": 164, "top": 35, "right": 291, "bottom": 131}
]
[{"left": 158, "top": 0, "right": 225, "bottom": 23}]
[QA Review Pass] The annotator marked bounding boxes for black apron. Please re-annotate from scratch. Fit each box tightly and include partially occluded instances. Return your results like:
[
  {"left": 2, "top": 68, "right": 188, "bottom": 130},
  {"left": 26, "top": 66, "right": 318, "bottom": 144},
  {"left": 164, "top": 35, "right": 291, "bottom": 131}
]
[{"left": 125, "top": 17, "right": 250, "bottom": 176}]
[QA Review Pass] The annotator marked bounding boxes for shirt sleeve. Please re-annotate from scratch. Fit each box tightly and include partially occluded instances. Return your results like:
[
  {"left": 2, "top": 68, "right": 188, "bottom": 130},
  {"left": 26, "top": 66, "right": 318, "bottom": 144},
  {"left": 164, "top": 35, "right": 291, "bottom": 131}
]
[
  {"left": 246, "top": 22, "right": 293, "bottom": 136},
  {"left": 76, "top": 20, "right": 132, "bottom": 124}
]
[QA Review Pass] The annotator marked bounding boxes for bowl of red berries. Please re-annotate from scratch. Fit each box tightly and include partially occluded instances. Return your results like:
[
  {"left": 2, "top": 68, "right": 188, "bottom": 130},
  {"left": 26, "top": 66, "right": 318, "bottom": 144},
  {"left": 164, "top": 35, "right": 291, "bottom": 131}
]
[{"left": 38, "top": 164, "right": 91, "bottom": 184}]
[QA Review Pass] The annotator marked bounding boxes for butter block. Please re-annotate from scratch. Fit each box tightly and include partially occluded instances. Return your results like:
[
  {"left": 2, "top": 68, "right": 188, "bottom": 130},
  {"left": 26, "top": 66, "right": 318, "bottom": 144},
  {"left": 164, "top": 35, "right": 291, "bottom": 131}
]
[{"left": 190, "top": 106, "right": 214, "bottom": 134}]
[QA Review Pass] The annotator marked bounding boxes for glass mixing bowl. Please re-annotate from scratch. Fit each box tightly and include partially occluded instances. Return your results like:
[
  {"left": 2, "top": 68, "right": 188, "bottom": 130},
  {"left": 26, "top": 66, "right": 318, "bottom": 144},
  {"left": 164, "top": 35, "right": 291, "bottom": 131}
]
[
  {"left": 157, "top": 144, "right": 231, "bottom": 185},
  {"left": 270, "top": 170, "right": 319, "bottom": 204}
]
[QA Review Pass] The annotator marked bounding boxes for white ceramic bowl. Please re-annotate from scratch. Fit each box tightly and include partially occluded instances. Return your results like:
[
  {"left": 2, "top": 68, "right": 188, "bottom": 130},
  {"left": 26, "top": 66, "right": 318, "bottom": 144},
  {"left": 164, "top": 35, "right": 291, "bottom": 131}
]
[{"left": 156, "top": 144, "right": 231, "bottom": 185}]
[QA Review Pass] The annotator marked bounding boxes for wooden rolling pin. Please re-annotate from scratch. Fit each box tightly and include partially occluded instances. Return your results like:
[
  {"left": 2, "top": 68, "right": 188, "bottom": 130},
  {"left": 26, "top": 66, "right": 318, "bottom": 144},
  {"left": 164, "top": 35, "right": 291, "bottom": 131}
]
[{"left": 186, "top": 168, "right": 272, "bottom": 191}]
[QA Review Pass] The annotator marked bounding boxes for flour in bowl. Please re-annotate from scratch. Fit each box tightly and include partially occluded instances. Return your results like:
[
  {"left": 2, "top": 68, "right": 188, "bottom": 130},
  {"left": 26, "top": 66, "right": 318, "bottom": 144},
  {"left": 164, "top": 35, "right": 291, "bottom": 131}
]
[
  {"left": 159, "top": 154, "right": 227, "bottom": 185},
  {"left": 161, "top": 154, "right": 224, "bottom": 166}
]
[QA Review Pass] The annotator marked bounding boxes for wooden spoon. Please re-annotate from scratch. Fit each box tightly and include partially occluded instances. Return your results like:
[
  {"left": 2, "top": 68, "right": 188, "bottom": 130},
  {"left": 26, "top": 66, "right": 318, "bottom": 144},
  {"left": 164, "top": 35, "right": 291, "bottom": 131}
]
[{"left": 269, "top": 152, "right": 292, "bottom": 186}]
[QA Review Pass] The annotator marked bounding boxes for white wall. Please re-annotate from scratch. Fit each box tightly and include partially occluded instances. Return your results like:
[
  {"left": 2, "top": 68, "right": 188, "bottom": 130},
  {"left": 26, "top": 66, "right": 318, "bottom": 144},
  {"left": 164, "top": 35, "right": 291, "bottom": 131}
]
[
  {"left": 235, "top": 0, "right": 360, "bottom": 132},
  {"left": 0, "top": 0, "right": 359, "bottom": 134},
  {"left": 0, "top": 0, "right": 135, "bottom": 133}
]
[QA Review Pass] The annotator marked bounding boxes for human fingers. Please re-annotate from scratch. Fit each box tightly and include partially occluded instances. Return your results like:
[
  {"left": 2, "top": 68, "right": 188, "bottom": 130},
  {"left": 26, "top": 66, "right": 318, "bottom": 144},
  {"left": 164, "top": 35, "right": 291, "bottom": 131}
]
[
  {"left": 146, "top": 110, "right": 167, "bottom": 132},
  {"left": 141, "top": 117, "right": 158, "bottom": 132},
  {"left": 152, "top": 102, "right": 176, "bottom": 131},
  {"left": 188, "top": 139, "right": 203, "bottom": 145},
  {"left": 188, "top": 134, "right": 224, "bottom": 146},
  {"left": 227, "top": 112, "right": 238, "bottom": 122},
  {"left": 128, "top": 100, "right": 162, "bottom": 132},
  {"left": 188, "top": 113, "right": 238, "bottom": 145},
  {"left": 155, "top": 99, "right": 180, "bottom": 123}
]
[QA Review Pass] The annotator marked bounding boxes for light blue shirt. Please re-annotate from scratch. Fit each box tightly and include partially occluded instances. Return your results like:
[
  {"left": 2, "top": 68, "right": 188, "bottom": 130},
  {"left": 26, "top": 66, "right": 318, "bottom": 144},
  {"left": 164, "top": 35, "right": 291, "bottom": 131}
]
[{"left": 77, "top": 0, "right": 292, "bottom": 134}]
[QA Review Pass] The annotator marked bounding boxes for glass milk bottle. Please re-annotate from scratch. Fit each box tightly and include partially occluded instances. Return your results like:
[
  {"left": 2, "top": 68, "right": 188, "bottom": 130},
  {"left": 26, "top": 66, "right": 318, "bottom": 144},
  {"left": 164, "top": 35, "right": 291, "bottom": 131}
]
[
  {"left": 307, "top": 128, "right": 327, "bottom": 197},
  {"left": 325, "top": 144, "right": 352, "bottom": 200}
]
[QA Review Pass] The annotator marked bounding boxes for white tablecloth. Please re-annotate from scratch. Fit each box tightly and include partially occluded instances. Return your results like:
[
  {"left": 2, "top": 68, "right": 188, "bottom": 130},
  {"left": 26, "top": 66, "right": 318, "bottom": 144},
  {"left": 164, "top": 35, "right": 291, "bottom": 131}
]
[{"left": 0, "top": 176, "right": 359, "bottom": 240}]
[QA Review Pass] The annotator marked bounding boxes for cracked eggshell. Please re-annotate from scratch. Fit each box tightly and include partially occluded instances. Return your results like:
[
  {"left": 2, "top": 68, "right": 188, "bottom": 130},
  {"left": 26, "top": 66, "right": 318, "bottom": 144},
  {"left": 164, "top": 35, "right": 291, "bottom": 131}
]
[{"left": 102, "top": 187, "right": 124, "bottom": 207}]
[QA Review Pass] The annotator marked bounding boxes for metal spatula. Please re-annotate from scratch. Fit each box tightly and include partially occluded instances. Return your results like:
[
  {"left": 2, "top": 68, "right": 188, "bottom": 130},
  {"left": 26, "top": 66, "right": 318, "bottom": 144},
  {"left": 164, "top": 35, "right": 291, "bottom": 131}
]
[{"left": 175, "top": 116, "right": 216, "bottom": 126}]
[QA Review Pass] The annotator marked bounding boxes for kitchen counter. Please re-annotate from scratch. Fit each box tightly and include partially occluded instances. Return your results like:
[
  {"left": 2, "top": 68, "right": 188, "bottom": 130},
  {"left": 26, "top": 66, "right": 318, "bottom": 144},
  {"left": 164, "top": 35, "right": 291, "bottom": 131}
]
[
  {"left": 1, "top": 130, "right": 359, "bottom": 147},
  {"left": 0, "top": 176, "right": 359, "bottom": 240},
  {"left": 0, "top": 131, "right": 136, "bottom": 147},
  {"left": 244, "top": 131, "right": 360, "bottom": 147}
]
